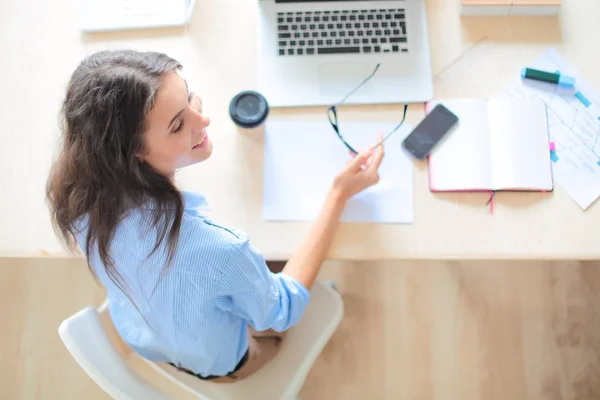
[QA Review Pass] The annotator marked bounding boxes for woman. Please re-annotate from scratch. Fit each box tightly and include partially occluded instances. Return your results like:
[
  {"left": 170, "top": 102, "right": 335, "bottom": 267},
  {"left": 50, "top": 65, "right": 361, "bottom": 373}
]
[{"left": 46, "top": 49, "right": 384, "bottom": 382}]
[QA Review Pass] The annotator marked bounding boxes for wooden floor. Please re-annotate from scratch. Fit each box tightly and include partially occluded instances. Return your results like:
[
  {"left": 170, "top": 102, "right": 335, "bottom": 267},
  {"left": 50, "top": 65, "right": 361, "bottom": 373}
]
[{"left": 2, "top": 258, "right": 600, "bottom": 400}]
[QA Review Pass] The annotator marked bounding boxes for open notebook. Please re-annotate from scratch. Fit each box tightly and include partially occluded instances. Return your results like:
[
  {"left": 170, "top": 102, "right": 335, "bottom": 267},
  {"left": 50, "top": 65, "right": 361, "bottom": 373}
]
[{"left": 427, "top": 97, "right": 554, "bottom": 192}]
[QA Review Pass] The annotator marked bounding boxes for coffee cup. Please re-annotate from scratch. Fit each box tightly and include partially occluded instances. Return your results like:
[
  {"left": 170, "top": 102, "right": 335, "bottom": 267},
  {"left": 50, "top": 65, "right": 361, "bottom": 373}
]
[{"left": 229, "top": 90, "right": 269, "bottom": 134}]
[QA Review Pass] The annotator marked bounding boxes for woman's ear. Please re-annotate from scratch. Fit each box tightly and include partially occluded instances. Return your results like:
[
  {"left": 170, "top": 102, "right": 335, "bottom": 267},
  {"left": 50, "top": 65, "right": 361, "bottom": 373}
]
[{"left": 134, "top": 139, "right": 148, "bottom": 162}]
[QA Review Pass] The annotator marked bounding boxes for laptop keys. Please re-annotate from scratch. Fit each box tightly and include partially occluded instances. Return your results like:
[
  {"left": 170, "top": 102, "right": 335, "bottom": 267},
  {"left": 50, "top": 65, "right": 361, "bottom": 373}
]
[
  {"left": 276, "top": 8, "right": 407, "bottom": 56},
  {"left": 318, "top": 46, "right": 360, "bottom": 55}
]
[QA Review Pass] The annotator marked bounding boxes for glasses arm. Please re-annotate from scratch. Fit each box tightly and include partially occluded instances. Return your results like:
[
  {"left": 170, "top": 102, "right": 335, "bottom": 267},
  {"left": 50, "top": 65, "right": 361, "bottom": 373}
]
[
  {"left": 335, "top": 63, "right": 381, "bottom": 107},
  {"left": 372, "top": 103, "right": 408, "bottom": 148}
]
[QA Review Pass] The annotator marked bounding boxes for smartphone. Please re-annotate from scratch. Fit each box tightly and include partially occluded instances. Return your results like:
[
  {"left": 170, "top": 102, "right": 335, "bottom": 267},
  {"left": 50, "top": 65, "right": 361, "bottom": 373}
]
[{"left": 402, "top": 104, "right": 459, "bottom": 160}]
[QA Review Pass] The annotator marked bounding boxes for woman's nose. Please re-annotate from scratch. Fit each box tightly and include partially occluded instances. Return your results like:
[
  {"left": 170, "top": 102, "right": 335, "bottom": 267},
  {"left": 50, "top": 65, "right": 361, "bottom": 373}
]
[{"left": 201, "top": 115, "right": 211, "bottom": 128}]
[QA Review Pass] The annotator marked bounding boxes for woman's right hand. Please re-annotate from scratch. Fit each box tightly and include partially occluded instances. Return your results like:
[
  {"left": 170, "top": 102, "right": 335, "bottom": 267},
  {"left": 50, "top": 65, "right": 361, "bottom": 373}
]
[{"left": 331, "top": 133, "right": 385, "bottom": 201}]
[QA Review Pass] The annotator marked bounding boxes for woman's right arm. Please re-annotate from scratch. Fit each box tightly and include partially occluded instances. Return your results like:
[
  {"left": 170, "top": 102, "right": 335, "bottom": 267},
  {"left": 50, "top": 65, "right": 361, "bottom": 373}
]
[
  {"left": 215, "top": 138, "right": 385, "bottom": 333},
  {"left": 282, "top": 137, "right": 385, "bottom": 290}
]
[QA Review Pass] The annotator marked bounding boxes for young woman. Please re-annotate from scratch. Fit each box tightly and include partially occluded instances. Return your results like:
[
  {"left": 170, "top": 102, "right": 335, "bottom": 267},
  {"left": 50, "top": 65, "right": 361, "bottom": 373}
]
[{"left": 47, "top": 49, "right": 384, "bottom": 382}]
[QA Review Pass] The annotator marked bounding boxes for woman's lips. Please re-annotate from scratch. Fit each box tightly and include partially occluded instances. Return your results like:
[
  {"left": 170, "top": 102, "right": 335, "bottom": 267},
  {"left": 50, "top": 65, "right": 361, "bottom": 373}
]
[{"left": 192, "top": 135, "right": 208, "bottom": 149}]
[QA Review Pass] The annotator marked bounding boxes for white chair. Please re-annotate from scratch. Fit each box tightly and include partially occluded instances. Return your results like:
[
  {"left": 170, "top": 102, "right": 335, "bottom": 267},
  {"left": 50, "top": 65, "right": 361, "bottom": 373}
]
[{"left": 58, "top": 280, "right": 344, "bottom": 400}]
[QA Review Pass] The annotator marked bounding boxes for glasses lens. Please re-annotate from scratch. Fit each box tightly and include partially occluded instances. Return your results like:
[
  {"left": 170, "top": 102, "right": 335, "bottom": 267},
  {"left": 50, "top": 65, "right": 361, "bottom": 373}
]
[{"left": 330, "top": 64, "right": 407, "bottom": 152}]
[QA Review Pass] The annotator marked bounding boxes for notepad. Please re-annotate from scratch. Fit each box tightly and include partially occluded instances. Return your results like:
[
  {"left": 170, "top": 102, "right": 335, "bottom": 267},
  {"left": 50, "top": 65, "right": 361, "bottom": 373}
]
[
  {"left": 263, "top": 120, "right": 414, "bottom": 223},
  {"left": 427, "top": 97, "right": 554, "bottom": 192}
]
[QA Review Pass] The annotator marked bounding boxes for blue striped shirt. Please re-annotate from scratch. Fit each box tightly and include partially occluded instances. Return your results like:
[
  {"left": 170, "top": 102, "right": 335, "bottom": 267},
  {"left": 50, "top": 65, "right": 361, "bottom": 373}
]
[{"left": 72, "top": 191, "right": 310, "bottom": 377}]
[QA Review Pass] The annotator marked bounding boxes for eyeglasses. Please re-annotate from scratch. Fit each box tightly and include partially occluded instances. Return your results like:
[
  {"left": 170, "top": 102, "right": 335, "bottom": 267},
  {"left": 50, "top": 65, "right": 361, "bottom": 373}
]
[{"left": 327, "top": 63, "right": 408, "bottom": 155}]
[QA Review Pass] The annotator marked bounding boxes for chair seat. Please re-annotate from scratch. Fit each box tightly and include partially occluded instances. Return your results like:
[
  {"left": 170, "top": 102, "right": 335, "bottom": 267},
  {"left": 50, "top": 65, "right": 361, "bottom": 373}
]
[{"left": 59, "top": 280, "right": 344, "bottom": 400}]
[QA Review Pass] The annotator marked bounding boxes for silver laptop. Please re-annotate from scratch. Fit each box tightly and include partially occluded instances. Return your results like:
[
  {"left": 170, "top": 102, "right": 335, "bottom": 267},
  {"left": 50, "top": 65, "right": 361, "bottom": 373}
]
[{"left": 256, "top": 0, "right": 433, "bottom": 107}]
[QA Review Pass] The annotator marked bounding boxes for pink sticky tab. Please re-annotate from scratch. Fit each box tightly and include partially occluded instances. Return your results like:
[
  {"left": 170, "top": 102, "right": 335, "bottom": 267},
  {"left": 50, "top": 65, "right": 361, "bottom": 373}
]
[{"left": 549, "top": 142, "right": 556, "bottom": 151}]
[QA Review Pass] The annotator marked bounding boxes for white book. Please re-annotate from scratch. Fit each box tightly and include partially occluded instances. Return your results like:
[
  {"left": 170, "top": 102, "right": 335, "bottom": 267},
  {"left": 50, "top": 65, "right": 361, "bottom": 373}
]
[
  {"left": 427, "top": 97, "right": 554, "bottom": 192},
  {"left": 460, "top": 0, "right": 561, "bottom": 16}
]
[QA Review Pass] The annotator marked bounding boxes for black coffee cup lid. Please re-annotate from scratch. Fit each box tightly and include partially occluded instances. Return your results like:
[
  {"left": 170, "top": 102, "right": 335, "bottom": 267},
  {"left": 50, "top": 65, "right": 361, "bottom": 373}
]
[{"left": 229, "top": 91, "right": 269, "bottom": 129}]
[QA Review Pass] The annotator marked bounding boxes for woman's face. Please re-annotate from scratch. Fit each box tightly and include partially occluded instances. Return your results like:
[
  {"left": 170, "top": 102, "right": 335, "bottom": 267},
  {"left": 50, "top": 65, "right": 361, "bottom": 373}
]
[{"left": 139, "top": 71, "right": 212, "bottom": 176}]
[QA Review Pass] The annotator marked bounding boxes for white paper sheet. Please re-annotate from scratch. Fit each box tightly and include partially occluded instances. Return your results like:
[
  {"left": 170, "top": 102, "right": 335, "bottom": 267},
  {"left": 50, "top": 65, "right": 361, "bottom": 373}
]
[
  {"left": 504, "top": 48, "right": 600, "bottom": 210},
  {"left": 263, "top": 120, "right": 414, "bottom": 223}
]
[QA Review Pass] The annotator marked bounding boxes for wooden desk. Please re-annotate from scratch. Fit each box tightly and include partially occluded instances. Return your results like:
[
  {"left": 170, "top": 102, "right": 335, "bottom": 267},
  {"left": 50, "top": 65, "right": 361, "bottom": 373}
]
[{"left": 0, "top": 0, "right": 599, "bottom": 260}]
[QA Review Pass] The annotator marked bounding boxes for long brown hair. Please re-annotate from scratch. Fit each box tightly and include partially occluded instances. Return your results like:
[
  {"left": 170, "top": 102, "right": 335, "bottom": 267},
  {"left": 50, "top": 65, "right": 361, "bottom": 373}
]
[{"left": 46, "top": 50, "right": 184, "bottom": 292}]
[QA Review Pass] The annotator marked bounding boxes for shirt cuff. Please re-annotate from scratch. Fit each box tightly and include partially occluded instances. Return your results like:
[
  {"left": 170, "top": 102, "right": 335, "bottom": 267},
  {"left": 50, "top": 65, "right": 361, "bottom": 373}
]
[{"left": 278, "top": 272, "right": 311, "bottom": 303}]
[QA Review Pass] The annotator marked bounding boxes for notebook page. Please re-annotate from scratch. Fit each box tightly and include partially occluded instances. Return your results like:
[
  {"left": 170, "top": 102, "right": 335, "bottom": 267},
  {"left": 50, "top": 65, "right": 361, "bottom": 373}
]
[
  {"left": 489, "top": 97, "right": 553, "bottom": 190},
  {"left": 427, "top": 99, "right": 493, "bottom": 191}
]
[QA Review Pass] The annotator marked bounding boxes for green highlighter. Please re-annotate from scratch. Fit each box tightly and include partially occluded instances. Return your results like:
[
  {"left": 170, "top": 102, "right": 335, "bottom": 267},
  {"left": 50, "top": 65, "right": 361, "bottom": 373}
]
[{"left": 521, "top": 67, "right": 575, "bottom": 88}]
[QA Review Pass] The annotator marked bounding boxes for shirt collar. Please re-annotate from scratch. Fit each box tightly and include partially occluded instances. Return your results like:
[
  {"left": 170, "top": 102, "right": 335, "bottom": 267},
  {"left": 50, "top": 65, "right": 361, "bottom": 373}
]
[
  {"left": 139, "top": 191, "right": 211, "bottom": 214},
  {"left": 181, "top": 191, "right": 211, "bottom": 213}
]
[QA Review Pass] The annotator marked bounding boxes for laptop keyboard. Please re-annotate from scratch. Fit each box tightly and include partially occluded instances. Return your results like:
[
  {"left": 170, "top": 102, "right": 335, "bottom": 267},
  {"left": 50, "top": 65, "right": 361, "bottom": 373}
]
[{"left": 277, "top": 9, "right": 407, "bottom": 56}]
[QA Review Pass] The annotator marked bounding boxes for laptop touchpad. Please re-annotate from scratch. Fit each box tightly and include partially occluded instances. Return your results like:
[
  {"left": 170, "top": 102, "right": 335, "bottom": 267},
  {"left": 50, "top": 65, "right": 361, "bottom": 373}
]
[{"left": 318, "top": 61, "right": 377, "bottom": 98}]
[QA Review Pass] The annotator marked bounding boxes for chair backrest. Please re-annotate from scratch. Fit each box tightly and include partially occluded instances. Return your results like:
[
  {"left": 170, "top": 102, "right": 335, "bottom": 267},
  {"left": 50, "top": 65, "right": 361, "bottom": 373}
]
[
  {"left": 59, "top": 280, "right": 344, "bottom": 400},
  {"left": 58, "top": 305, "right": 171, "bottom": 400}
]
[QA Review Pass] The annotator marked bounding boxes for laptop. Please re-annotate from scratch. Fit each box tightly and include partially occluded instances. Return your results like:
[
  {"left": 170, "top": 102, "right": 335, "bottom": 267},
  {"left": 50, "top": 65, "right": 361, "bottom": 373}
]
[{"left": 256, "top": 0, "right": 434, "bottom": 107}]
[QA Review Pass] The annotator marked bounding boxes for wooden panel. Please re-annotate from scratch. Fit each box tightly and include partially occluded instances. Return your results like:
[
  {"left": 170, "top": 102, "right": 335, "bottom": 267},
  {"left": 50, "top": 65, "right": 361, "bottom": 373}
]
[{"left": 3, "top": 258, "right": 600, "bottom": 399}]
